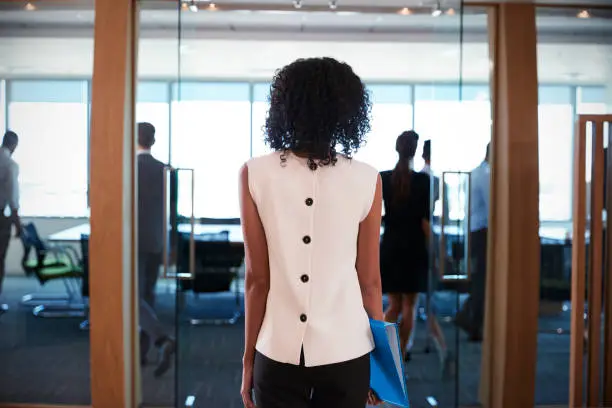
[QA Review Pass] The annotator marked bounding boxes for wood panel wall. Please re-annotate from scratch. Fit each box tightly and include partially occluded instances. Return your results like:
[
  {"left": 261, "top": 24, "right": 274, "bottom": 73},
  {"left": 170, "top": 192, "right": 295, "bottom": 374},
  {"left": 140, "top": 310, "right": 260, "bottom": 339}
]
[
  {"left": 481, "top": 4, "right": 541, "bottom": 408},
  {"left": 89, "top": 0, "right": 138, "bottom": 407}
]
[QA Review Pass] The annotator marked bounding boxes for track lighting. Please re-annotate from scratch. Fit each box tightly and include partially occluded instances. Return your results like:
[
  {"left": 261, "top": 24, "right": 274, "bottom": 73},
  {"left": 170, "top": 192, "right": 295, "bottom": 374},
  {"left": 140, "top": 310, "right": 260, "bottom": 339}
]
[
  {"left": 293, "top": 0, "right": 302, "bottom": 9},
  {"left": 329, "top": 0, "right": 337, "bottom": 10}
]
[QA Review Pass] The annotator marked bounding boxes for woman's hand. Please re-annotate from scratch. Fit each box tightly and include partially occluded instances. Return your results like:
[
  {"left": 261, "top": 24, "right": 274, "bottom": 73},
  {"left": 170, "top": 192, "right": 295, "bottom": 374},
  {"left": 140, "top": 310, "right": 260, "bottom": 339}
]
[
  {"left": 241, "top": 360, "right": 255, "bottom": 408},
  {"left": 367, "top": 389, "right": 382, "bottom": 406}
]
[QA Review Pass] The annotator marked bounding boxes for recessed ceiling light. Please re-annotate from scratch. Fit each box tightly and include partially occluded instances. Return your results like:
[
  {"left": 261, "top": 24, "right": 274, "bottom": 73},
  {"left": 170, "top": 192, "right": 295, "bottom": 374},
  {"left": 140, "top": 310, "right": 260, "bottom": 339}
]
[
  {"left": 24, "top": 2, "right": 36, "bottom": 11},
  {"left": 181, "top": 2, "right": 189, "bottom": 11},
  {"left": 577, "top": 10, "right": 590, "bottom": 18},
  {"left": 208, "top": 2, "right": 217, "bottom": 10},
  {"left": 398, "top": 7, "right": 412, "bottom": 15},
  {"left": 293, "top": 0, "right": 302, "bottom": 9},
  {"left": 329, "top": 0, "right": 337, "bottom": 10},
  {"left": 446, "top": 8, "right": 455, "bottom": 16}
]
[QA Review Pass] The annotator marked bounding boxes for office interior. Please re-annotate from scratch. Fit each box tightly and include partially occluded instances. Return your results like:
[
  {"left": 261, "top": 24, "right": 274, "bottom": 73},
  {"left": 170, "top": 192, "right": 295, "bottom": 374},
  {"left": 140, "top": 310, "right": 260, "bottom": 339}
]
[{"left": 0, "top": 0, "right": 611, "bottom": 407}]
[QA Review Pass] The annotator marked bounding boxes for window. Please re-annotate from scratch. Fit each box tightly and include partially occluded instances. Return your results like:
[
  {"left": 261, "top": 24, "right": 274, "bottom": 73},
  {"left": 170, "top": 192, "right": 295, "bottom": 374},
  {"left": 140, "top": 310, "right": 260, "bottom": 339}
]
[
  {"left": 578, "top": 86, "right": 607, "bottom": 115},
  {"left": 414, "top": 84, "right": 491, "bottom": 172},
  {"left": 538, "top": 86, "right": 573, "bottom": 221},
  {"left": 0, "top": 80, "right": 6, "bottom": 133},
  {"left": 414, "top": 85, "right": 491, "bottom": 220},
  {"left": 8, "top": 80, "right": 89, "bottom": 217},
  {"left": 251, "top": 83, "right": 271, "bottom": 157},
  {"left": 136, "top": 82, "right": 170, "bottom": 163},
  {"left": 171, "top": 82, "right": 251, "bottom": 218},
  {"left": 356, "top": 84, "right": 413, "bottom": 171}
]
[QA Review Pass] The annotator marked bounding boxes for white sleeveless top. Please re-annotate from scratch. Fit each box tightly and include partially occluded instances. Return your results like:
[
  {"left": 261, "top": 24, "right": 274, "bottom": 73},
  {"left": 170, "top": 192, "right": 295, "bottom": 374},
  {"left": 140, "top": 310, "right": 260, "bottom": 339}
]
[{"left": 246, "top": 151, "right": 378, "bottom": 367}]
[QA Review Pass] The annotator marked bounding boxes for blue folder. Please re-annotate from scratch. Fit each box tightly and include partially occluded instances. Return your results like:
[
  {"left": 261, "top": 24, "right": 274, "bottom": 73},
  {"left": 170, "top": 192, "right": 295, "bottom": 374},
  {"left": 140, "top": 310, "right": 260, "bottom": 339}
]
[{"left": 369, "top": 319, "right": 410, "bottom": 407}]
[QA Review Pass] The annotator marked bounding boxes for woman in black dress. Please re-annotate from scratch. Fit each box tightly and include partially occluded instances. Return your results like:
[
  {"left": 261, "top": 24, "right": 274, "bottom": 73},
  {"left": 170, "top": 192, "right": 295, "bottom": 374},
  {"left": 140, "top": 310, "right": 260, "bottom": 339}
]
[{"left": 380, "top": 130, "right": 430, "bottom": 357}]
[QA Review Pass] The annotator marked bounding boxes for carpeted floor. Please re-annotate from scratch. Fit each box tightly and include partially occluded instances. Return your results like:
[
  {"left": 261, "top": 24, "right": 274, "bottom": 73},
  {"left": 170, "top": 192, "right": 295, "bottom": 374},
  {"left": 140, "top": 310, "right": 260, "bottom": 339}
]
[{"left": 0, "top": 276, "right": 573, "bottom": 408}]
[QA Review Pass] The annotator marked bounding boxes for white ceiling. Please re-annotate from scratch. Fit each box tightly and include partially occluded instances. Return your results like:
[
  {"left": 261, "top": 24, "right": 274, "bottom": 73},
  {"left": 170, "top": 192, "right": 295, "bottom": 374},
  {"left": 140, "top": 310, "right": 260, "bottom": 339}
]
[
  {"left": 0, "top": 4, "right": 610, "bottom": 83},
  {"left": 0, "top": 36, "right": 610, "bottom": 83}
]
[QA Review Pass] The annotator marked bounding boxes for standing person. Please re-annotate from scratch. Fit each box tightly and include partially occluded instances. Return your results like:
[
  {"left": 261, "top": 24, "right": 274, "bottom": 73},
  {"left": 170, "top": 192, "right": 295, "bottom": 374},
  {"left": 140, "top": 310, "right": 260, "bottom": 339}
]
[
  {"left": 380, "top": 131, "right": 430, "bottom": 361},
  {"left": 0, "top": 131, "right": 21, "bottom": 317},
  {"left": 239, "top": 57, "right": 382, "bottom": 408},
  {"left": 456, "top": 143, "right": 490, "bottom": 342},
  {"left": 137, "top": 122, "right": 175, "bottom": 377},
  {"left": 419, "top": 139, "right": 452, "bottom": 374}
]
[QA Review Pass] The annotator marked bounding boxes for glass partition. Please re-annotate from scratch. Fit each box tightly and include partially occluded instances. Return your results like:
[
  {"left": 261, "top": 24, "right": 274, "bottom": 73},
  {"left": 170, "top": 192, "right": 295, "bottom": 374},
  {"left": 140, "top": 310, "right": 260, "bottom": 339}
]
[
  {"left": 136, "top": 2, "right": 180, "bottom": 407},
  {"left": 135, "top": 1, "right": 491, "bottom": 406},
  {"left": 535, "top": 6, "right": 612, "bottom": 406},
  {"left": 0, "top": 1, "right": 94, "bottom": 405}
]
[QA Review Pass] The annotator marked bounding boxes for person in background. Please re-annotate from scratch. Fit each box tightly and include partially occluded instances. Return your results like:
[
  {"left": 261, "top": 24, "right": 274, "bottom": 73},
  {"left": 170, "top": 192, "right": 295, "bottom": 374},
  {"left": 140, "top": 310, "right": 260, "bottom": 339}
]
[
  {"left": 137, "top": 122, "right": 175, "bottom": 377},
  {"left": 456, "top": 142, "right": 490, "bottom": 342},
  {"left": 0, "top": 131, "right": 21, "bottom": 317},
  {"left": 418, "top": 139, "right": 452, "bottom": 374},
  {"left": 421, "top": 140, "right": 439, "bottom": 201},
  {"left": 380, "top": 131, "right": 429, "bottom": 362},
  {"left": 239, "top": 57, "right": 382, "bottom": 408}
]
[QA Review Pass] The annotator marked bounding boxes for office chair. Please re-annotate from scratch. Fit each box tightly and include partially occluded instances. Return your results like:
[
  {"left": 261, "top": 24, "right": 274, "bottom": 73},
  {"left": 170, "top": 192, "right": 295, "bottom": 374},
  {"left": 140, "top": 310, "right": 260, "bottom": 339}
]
[
  {"left": 178, "top": 232, "right": 244, "bottom": 325},
  {"left": 19, "top": 223, "right": 86, "bottom": 318},
  {"left": 79, "top": 234, "right": 90, "bottom": 330}
]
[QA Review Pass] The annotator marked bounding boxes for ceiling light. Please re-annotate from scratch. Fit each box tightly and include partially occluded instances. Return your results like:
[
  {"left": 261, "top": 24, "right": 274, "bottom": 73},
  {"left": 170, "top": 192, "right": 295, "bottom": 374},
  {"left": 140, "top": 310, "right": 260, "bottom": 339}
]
[
  {"left": 329, "top": 0, "right": 337, "bottom": 9},
  {"left": 188, "top": 0, "right": 198, "bottom": 12},
  {"left": 446, "top": 8, "right": 455, "bottom": 16},
  {"left": 24, "top": 2, "right": 36, "bottom": 11},
  {"left": 577, "top": 10, "right": 590, "bottom": 18},
  {"left": 293, "top": 0, "right": 302, "bottom": 9},
  {"left": 181, "top": 2, "right": 189, "bottom": 10},
  {"left": 208, "top": 2, "right": 217, "bottom": 10},
  {"left": 398, "top": 7, "right": 412, "bottom": 15}
]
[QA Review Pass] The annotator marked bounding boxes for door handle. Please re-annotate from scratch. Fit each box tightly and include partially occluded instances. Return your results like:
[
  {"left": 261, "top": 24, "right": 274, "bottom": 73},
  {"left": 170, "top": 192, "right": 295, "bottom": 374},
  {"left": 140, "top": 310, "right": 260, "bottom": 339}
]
[
  {"left": 170, "top": 168, "right": 195, "bottom": 281},
  {"left": 439, "top": 171, "right": 471, "bottom": 282}
]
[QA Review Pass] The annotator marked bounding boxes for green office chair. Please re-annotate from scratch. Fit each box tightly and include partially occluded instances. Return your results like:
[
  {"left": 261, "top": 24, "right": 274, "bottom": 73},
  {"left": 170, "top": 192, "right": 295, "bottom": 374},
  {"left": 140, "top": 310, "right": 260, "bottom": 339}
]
[{"left": 20, "top": 223, "right": 86, "bottom": 318}]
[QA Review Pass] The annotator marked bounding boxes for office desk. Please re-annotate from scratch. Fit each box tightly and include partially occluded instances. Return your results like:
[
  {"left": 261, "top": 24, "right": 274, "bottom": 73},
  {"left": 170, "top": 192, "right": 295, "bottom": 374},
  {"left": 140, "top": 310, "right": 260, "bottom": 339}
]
[{"left": 48, "top": 223, "right": 245, "bottom": 244}]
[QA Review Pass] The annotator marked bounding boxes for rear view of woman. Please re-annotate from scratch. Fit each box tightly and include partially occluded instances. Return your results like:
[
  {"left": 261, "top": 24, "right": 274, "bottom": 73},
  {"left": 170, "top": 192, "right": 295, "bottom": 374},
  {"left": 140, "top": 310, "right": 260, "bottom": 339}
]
[
  {"left": 239, "top": 57, "right": 383, "bottom": 408},
  {"left": 380, "top": 131, "right": 430, "bottom": 359}
]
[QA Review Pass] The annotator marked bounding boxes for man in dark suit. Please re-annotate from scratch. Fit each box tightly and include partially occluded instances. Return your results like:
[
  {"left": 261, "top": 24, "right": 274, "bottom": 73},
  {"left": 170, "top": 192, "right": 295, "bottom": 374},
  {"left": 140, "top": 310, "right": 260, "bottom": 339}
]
[{"left": 137, "top": 122, "right": 174, "bottom": 377}]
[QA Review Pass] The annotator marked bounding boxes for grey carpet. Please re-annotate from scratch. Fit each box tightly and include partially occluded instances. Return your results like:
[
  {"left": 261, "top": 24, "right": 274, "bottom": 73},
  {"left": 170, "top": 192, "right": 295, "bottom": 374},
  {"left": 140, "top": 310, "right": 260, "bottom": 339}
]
[{"left": 0, "top": 276, "right": 573, "bottom": 407}]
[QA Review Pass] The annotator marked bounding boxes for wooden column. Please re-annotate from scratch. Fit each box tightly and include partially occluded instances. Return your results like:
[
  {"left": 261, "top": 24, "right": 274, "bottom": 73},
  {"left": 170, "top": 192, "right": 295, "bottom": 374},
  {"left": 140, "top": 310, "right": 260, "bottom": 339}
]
[
  {"left": 89, "top": 0, "right": 139, "bottom": 407},
  {"left": 481, "top": 4, "right": 540, "bottom": 408}
]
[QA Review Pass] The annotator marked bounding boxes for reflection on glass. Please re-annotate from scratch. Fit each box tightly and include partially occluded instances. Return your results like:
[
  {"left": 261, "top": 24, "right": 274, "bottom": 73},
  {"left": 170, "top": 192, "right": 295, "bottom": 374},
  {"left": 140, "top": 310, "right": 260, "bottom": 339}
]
[
  {"left": 0, "top": 1, "right": 93, "bottom": 405},
  {"left": 536, "top": 7, "right": 612, "bottom": 406}
]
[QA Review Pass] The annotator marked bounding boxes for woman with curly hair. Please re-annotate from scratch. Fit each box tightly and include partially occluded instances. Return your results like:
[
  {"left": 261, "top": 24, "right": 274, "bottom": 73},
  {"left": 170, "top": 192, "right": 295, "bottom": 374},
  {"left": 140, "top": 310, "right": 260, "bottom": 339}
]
[{"left": 239, "top": 57, "right": 383, "bottom": 408}]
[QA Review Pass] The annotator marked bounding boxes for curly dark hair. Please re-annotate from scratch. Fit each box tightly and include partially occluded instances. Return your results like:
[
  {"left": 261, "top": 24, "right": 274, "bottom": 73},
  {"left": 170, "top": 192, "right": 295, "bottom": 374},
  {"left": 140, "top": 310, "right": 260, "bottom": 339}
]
[{"left": 264, "top": 57, "right": 371, "bottom": 168}]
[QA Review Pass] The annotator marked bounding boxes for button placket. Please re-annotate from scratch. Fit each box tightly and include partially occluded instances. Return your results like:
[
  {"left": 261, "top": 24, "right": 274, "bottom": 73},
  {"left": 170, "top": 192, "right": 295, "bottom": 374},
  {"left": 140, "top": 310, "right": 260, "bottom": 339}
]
[{"left": 299, "top": 169, "right": 317, "bottom": 340}]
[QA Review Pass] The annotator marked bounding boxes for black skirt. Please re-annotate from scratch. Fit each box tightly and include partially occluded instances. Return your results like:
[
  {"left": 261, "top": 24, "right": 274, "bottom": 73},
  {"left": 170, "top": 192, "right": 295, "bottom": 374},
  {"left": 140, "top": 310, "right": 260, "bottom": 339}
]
[{"left": 380, "top": 232, "right": 429, "bottom": 294}]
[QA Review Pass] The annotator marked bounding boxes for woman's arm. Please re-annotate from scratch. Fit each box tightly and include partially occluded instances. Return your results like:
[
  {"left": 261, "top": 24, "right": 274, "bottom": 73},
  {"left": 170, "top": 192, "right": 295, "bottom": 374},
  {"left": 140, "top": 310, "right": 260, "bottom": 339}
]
[
  {"left": 356, "top": 175, "right": 384, "bottom": 321},
  {"left": 239, "top": 164, "right": 270, "bottom": 365}
]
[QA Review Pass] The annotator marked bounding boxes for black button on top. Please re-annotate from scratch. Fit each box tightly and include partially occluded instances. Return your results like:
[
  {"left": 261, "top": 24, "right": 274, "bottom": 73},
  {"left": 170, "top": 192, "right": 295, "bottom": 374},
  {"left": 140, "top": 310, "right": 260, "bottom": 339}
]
[
  {"left": 300, "top": 274, "right": 309, "bottom": 283},
  {"left": 305, "top": 198, "right": 314, "bottom": 206},
  {"left": 300, "top": 314, "right": 308, "bottom": 322},
  {"left": 302, "top": 235, "right": 311, "bottom": 244}
]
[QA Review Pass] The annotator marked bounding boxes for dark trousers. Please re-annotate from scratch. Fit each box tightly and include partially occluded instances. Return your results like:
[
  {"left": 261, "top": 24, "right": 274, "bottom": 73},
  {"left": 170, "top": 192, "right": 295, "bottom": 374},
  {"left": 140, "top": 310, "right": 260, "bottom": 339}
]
[
  {"left": 458, "top": 228, "right": 488, "bottom": 335},
  {"left": 138, "top": 252, "right": 166, "bottom": 343},
  {"left": 253, "top": 351, "right": 370, "bottom": 408},
  {"left": 0, "top": 216, "right": 12, "bottom": 297}
]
